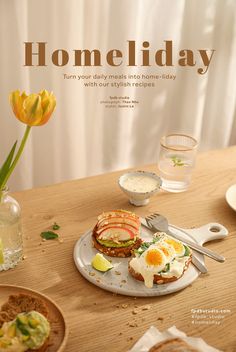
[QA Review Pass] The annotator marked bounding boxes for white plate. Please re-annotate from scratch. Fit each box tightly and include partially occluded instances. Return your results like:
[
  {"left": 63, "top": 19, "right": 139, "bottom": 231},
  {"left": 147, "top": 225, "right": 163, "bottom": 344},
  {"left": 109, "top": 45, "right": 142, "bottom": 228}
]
[
  {"left": 73, "top": 221, "right": 228, "bottom": 297},
  {"left": 226, "top": 184, "right": 236, "bottom": 211}
]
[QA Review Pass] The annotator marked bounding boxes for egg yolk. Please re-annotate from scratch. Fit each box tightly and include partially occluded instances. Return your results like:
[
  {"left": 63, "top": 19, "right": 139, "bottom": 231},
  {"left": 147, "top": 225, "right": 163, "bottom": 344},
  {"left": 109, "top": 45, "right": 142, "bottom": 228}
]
[
  {"left": 159, "top": 246, "right": 171, "bottom": 257},
  {"left": 145, "top": 249, "right": 163, "bottom": 266},
  {"left": 165, "top": 238, "right": 183, "bottom": 254}
]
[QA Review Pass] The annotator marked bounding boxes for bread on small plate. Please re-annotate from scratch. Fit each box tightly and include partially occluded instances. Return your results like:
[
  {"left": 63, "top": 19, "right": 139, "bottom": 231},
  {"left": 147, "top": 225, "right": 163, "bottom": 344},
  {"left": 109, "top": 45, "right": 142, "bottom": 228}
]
[
  {"left": 0, "top": 293, "right": 50, "bottom": 352},
  {"left": 149, "top": 337, "right": 199, "bottom": 351}
]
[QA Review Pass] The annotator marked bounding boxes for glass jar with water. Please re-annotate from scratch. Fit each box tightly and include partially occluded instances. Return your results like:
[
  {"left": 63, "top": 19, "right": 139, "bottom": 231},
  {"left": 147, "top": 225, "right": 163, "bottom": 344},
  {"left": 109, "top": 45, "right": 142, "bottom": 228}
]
[
  {"left": 158, "top": 134, "right": 198, "bottom": 192},
  {"left": 0, "top": 187, "right": 23, "bottom": 271}
]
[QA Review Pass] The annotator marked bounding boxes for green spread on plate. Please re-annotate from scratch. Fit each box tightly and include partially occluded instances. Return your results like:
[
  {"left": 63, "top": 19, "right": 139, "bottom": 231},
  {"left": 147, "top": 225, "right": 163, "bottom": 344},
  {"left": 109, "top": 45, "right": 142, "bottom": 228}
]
[
  {"left": 0, "top": 311, "right": 50, "bottom": 351},
  {"left": 97, "top": 238, "right": 136, "bottom": 248}
]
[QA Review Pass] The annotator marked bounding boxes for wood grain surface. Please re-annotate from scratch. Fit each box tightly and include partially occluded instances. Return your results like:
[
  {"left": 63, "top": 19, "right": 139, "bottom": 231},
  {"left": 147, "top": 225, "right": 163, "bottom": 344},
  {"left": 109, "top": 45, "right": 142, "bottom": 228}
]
[{"left": 0, "top": 146, "right": 236, "bottom": 352}]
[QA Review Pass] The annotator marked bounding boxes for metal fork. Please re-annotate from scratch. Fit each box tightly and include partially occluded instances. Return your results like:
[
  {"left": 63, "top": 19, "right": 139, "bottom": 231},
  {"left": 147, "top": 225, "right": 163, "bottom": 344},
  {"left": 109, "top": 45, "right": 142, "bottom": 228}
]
[{"left": 145, "top": 213, "right": 225, "bottom": 263}]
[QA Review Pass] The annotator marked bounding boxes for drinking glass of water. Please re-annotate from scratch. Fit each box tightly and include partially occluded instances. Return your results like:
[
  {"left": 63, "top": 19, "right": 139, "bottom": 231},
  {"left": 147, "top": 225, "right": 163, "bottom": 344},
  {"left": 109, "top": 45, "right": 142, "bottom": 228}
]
[{"left": 158, "top": 134, "right": 198, "bottom": 192}]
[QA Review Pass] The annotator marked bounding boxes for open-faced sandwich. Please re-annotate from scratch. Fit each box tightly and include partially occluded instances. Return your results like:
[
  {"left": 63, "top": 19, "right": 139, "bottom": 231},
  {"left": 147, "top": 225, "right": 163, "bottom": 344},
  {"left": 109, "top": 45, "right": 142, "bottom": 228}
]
[
  {"left": 128, "top": 232, "right": 192, "bottom": 288},
  {"left": 0, "top": 294, "right": 50, "bottom": 352},
  {"left": 92, "top": 209, "right": 142, "bottom": 257},
  {"left": 149, "top": 337, "right": 199, "bottom": 351}
]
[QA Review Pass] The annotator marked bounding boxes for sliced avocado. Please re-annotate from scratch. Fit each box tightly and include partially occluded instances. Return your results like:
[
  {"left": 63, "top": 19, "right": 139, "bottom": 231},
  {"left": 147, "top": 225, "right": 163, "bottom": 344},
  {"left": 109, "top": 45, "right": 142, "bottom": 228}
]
[
  {"left": 97, "top": 238, "right": 135, "bottom": 248},
  {"left": 17, "top": 315, "right": 28, "bottom": 325},
  {"left": 28, "top": 318, "right": 40, "bottom": 328},
  {"left": 0, "top": 328, "right": 3, "bottom": 337},
  {"left": 7, "top": 324, "right": 16, "bottom": 338},
  {"left": 0, "top": 339, "right": 12, "bottom": 347},
  {"left": 17, "top": 324, "right": 30, "bottom": 336},
  {"left": 22, "top": 334, "right": 30, "bottom": 341}
]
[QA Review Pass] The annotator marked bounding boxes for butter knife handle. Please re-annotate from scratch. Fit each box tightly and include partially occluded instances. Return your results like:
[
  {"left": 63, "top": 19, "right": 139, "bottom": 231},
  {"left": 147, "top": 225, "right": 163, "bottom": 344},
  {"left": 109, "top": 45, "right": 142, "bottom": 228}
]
[{"left": 167, "top": 230, "right": 225, "bottom": 263}]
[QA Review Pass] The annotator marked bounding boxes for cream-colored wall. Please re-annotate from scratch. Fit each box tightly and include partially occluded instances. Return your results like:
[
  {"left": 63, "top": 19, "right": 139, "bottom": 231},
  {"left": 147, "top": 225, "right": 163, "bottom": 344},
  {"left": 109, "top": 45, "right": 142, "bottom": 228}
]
[{"left": 0, "top": 0, "right": 235, "bottom": 191}]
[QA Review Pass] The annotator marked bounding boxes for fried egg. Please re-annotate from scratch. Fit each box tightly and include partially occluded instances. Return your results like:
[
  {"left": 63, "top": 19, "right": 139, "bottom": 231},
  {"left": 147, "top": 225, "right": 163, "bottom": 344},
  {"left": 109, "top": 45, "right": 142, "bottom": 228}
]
[
  {"left": 161, "top": 235, "right": 185, "bottom": 257},
  {"left": 139, "top": 245, "right": 167, "bottom": 273}
]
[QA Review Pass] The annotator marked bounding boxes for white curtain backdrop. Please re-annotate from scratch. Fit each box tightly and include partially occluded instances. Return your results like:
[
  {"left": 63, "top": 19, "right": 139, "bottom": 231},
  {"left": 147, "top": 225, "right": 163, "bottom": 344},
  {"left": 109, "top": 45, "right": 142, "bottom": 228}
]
[{"left": 0, "top": 0, "right": 236, "bottom": 191}]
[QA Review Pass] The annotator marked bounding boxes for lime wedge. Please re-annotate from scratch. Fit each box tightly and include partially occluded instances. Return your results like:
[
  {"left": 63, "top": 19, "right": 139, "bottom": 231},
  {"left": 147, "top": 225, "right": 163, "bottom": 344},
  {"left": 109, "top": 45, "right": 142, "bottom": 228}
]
[
  {"left": 91, "top": 253, "right": 113, "bottom": 272},
  {"left": 0, "top": 238, "right": 4, "bottom": 265}
]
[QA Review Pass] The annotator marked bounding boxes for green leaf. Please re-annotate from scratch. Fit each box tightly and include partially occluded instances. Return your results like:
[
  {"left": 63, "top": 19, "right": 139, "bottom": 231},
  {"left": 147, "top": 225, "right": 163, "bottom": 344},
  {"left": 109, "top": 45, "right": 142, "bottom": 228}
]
[
  {"left": 171, "top": 155, "right": 187, "bottom": 167},
  {"left": 161, "top": 263, "right": 170, "bottom": 272},
  {"left": 135, "top": 237, "right": 162, "bottom": 256},
  {"left": 166, "top": 263, "right": 170, "bottom": 271},
  {"left": 153, "top": 235, "right": 161, "bottom": 243},
  {"left": 52, "top": 222, "right": 60, "bottom": 230},
  {"left": 184, "top": 245, "right": 191, "bottom": 257},
  {"left": 40, "top": 231, "right": 59, "bottom": 240},
  {"left": 0, "top": 141, "right": 17, "bottom": 188}
]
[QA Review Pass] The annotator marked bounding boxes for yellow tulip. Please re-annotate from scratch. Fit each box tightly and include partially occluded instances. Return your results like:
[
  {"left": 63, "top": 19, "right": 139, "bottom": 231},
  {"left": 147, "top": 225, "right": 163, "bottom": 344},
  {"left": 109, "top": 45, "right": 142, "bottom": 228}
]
[
  {"left": 0, "top": 89, "right": 56, "bottom": 191},
  {"left": 9, "top": 90, "right": 56, "bottom": 126}
]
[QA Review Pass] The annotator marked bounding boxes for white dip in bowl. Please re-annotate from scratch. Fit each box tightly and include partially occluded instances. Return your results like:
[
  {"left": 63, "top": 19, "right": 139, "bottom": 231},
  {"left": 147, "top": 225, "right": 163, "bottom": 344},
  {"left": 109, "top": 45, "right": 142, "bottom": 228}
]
[{"left": 118, "top": 171, "right": 162, "bottom": 206}]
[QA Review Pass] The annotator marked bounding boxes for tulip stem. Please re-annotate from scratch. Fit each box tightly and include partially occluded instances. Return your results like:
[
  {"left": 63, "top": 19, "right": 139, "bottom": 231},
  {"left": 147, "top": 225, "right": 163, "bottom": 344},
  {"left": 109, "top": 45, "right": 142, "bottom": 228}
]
[{"left": 1, "top": 125, "right": 31, "bottom": 189}]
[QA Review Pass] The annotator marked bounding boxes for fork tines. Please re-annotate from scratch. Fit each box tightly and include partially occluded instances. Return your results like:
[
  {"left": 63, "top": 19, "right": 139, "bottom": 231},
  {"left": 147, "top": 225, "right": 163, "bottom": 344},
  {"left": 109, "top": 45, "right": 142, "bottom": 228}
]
[{"left": 146, "top": 213, "right": 160, "bottom": 220}]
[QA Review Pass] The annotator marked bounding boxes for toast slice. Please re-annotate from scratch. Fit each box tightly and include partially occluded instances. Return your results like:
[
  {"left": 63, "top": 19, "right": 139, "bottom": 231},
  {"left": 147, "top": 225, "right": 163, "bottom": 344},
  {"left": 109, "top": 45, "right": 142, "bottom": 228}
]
[{"left": 128, "top": 256, "right": 192, "bottom": 285}]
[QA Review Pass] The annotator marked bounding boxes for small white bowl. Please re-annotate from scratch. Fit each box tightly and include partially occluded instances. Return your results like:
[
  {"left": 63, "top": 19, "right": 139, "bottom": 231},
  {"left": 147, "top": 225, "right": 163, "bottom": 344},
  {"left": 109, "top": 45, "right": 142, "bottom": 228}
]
[
  {"left": 225, "top": 184, "right": 236, "bottom": 212},
  {"left": 118, "top": 170, "right": 162, "bottom": 206}
]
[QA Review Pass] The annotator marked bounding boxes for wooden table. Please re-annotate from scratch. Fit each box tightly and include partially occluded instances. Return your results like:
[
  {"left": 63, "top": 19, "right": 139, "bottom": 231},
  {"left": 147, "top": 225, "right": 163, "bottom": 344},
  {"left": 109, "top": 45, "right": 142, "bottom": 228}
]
[{"left": 1, "top": 147, "right": 236, "bottom": 352}]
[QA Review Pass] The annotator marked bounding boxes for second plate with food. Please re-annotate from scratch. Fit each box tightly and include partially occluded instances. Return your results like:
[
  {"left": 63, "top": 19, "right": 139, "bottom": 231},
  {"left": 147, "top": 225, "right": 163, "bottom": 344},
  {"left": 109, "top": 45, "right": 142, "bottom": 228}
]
[
  {"left": 0, "top": 285, "right": 68, "bottom": 352},
  {"left": 73, "top": 220, "right": 227, "bottom": 297}
]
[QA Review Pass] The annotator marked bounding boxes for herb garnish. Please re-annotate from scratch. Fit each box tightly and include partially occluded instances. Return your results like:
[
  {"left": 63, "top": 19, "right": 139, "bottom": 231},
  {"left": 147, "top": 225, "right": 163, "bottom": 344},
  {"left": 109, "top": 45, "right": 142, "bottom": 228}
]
[
  {"left": 52, "top": 222, "right": 60, "bottom": 230},
  {"left": 134, "top": 236, "right": 161, "bottom": 256},
  {"left": 183, "top": 245, "right": 190, "bottom": 257},
  {"left": 171, "top": 156, "right": 187, "bottom": 167},
  {"left": 161, "top": 263, "right": 170, "bottom": 273},
  {"left": 40, "top": 231, "right": 59, "bottom": 240}
]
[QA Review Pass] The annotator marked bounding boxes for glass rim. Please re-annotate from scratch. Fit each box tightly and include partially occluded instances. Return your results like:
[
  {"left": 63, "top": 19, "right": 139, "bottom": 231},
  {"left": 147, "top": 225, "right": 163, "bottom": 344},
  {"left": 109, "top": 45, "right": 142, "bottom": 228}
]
[{"left": 160, "top": 133, "right": 198, "bottom": 151}]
